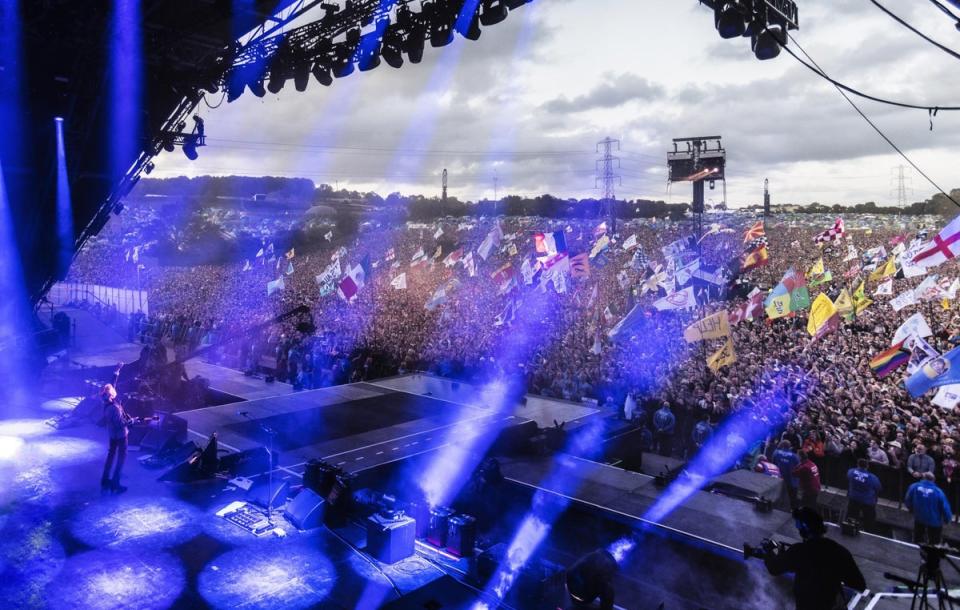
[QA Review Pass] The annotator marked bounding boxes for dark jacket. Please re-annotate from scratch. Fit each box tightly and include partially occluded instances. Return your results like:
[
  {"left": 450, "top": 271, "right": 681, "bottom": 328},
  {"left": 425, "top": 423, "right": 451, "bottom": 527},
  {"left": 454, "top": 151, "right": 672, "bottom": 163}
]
[{"left": 764, "top": 537, "right": 866, "bottom": 610}]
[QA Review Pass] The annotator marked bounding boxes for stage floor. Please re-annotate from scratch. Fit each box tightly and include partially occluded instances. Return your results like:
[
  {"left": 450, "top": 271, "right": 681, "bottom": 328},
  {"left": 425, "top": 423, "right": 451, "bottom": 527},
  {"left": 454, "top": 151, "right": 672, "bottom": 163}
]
[{"left": 181, "top": 380, "right": 533, "bottom": 476}]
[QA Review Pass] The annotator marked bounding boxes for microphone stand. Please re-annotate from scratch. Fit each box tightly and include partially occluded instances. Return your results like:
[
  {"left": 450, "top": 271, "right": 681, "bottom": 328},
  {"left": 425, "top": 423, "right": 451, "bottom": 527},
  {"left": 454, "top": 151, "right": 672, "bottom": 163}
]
[{"left": 241, "top": 412, "right": 278, "bottom": 526}]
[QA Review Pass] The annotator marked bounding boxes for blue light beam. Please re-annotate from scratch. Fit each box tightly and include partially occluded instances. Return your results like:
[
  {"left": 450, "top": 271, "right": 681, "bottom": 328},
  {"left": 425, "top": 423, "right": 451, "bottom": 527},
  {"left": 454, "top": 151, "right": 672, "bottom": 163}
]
[{"left": 54, "top": 117, "right": 73, "bottom": 275}]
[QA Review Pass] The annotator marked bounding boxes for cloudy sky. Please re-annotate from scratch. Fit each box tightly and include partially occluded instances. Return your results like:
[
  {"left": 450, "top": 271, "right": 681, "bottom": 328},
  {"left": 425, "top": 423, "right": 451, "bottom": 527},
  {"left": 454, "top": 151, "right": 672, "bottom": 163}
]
[{"left": 151, "top": 0, "right": 960, "bottom": 208}]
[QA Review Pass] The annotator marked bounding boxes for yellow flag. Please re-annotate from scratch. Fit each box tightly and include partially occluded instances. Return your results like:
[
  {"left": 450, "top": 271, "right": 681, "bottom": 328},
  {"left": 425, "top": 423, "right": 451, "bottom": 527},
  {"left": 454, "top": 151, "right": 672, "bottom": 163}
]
[
  {"left": 807, "top": 293, "right": 839, "bottom": 337},
  {"left": 882, "top": 256, "right": 896, "bottom": 278},
  {"left": 765, "top": 293, "right": 792, "bottom": 320},
  {"left": 806, "top": 258, "right": 825, "bottom": 278},
  {"left": 944, "top": 299, "right": 952, "bottom": 311},
  {"left": 833, "top": 289, "right": 853, "bottom": 315},
  {"left": 855, "top": 296, "right": 873, "bottom": 315},
  {"left": 683, "top": 310, "right": 730, "bottom": 343},
  {"left": 707, "top": 337, "right": 737, "bottom": 372}
]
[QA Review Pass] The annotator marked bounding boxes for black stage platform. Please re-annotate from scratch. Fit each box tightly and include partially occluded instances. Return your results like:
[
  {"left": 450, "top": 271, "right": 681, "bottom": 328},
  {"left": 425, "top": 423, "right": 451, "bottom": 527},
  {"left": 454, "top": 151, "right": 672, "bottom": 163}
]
[{"left": 182, "top": 381, "right": 534, "bottom": 476}]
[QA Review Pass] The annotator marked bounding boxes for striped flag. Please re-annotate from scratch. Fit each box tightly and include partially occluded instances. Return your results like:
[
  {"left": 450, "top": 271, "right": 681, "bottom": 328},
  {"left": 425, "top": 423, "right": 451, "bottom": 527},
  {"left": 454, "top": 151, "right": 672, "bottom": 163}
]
[
  {"left": 869, "top": 340, "right": 910, "bottom": 378},
  {"left": 743, "top": 221, "right": 765, "bottom": 244}
]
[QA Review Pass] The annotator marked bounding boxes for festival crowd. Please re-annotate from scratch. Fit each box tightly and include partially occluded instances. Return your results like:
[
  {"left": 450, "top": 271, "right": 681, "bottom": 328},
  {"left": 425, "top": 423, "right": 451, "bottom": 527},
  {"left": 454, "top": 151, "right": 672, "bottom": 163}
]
[{"left": 67, "top": 203, "right": 960, "bottom": 531}]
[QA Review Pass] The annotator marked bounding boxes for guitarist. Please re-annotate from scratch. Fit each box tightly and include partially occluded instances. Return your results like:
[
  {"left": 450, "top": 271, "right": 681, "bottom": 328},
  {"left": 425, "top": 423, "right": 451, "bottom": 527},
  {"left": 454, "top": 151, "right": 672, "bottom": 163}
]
[{"left": 101, "top": 362, "right": 133, "bottom": 494}]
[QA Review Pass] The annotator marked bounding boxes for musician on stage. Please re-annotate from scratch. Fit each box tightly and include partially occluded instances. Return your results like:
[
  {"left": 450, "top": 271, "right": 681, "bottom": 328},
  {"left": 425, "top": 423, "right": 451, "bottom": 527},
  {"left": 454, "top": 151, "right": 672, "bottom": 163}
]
[{"left": 101, "top": 362, "right": 133, "bottom": 494}]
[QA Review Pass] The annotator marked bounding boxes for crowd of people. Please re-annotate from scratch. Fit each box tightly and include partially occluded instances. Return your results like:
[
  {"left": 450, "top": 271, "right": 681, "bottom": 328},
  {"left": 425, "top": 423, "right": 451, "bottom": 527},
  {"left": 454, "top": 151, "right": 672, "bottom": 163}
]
[{"left": 67, "top": 202, "right": 960, "bottom": 533}]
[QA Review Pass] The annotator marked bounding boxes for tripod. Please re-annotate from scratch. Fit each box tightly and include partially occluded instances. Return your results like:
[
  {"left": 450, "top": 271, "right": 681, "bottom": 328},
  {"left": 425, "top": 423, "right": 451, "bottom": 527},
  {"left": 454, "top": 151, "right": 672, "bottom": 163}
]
[{"left": 887, "top": 545, "right": 960, "bottom": 610}]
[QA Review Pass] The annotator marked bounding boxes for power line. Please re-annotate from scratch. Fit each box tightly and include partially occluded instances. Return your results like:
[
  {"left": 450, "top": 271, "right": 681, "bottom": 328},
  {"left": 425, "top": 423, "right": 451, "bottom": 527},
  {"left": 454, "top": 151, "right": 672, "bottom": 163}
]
[
  {"left": 786, "top": 32, "right": 960, "bottom": 208},
  {"left": 869, "top": 0, "right": 960, "bottom": 62},
  {"left": 927, "top": 0, "right": 960, "bottom": 23},
  {"left": 780, "top": 42, "right": 960, "bottom": 111}
]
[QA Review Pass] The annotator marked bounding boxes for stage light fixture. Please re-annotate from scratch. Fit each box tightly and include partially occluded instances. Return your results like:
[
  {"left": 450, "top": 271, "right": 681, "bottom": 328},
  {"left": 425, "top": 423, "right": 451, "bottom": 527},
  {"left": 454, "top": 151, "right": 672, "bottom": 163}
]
[
  {"left": 480, "top": 0, "right": 508, "bottom": 26},
  {"left": 162, "top": 135, "right": 175, "bottom": 153},
  {"left": 293, "top": 62, "right": 310, "bottom": 91},
  {"left": 182, "top": 135, "right": 199, "bottom": 160},
  {"left": 457, "top": 7, "right": 482, "bottom": 41},
  {"left": 357, "top": 25, "right": 385, "bottom": 72},
  {"left": 226, "top": 76, "right": 245, "bottom": 103},
  {"left": 267, "top": 71, "right": 286, "bottom": 94},
  {"left": 381, "top": 29, "right": 405, "bottom": 68},
  {"left": 504, "top": 0, "right": 530, "bottom": 8},
  {"left": 247, "top": 77, "right": 267, "bottom": 97},
  {"left": 751, "top": 23, "right": 783, "bottom": 60},
  {"left": 427, "top": 1, "right": 456, "bottom": 47},
  {"left": 714, "top": 2, "right": 746, "bottom": 39},
  {"left": 144, "top": 161, "right": 154, "bottom": 174},
  {"left": 311, "top": 60, "right": 333, "bottom": 86}
]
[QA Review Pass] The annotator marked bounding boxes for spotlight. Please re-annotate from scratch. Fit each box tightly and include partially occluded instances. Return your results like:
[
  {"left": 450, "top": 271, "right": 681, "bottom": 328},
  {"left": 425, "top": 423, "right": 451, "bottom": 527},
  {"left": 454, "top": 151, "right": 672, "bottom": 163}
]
[
  {"left": 480, "top": 0, "right": 508, "bottom": 26},
  {"left": 144, "top": 161, "right": 154, "bottom": 175},
  {"left": 226, "top": 76, "right": 245, "bottom": 103},
  {"left": 752, "top": 24, "right": 783, "bottom": 60},
  {"left": 357, "top": 25, "right": 385, "bottom": 72},
  {"left": 112, "top": 202, "right": 125, "bottom": 215},
  {"left": 427, "top": 1, "right": 456, "bottom": 47},
  {"left": 162, "top": 136, "right": 175, "bottom": 153},
  {"left": 247, "top": 78, "right": 267, "bottom": 97},
  {"left": 267, "top": 68, "right": 287, "bottom": 94},
  {"left": 714, "top": 2, "right": 746, "bottom": 39},
  {"left": 332, "top": 29, "right": 360, "bottom": 78},
  {"left": 457, "top": 7, "right": 482, "bottom": 41},
  {"left": 54, "top": 116, "right": 64, "bottom": 123},
  {"left": 311, "top": 61, "right": 333, "bottom": 86},
  {"left": 293, "top": 62, "right": 310, "bottom": 92},
  {"left": 382, "top": 29, "right": 405, "bottom": 68},
  {"left": 182, "top": 135, "right": 199, "bottom": 161}
]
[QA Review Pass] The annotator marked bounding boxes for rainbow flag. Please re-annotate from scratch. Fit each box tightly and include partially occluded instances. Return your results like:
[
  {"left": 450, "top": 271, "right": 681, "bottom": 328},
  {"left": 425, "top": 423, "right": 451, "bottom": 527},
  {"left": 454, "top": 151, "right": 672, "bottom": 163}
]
[{"left": 870, "top": 340, "right": 910, "bottom": 378}]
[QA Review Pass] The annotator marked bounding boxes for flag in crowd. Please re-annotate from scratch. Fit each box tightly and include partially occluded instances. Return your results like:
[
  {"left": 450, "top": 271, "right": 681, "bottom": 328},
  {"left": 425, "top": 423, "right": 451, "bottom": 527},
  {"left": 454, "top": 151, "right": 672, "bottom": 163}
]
[
  {"left": 814, "top": 217, "right": 845, "bottom": 243},
  {"left": 905, "top": 335, "right": 940, "bottom": 375},
  {"left": 874, "top": 278, "right": 893, "bottom": 296},
  {"left": 654, "top": 286, "right": 697, "bottom": 311},
  {"left": 285, "top": 248, "right": 295, "bottom": 260},
  {"left": 764, "top": 268, "right": 810, "bottom": 319},
  {"left": 621, "top": 234, "right": 638, "bottom": 251},
  {"left": 743, "top": 221, "right": 764, "bottom": 243},
  {"left": 913, "top": 214, "right": 960, "bottom": 268},
  {"left": 707, "top": 337, "right": 737, "bottom": 373},
  {"left": 807, "top": 293, "right": 839, "bottom": 339},
  {"left": 683, "top": 310, "right": 730, "bottom": 343},
  {"left": 242, "top": 260, "right": 252, "bottom": 272},
  {"left": 893, "top": 312, "right": 932, "bottom": 345},
  {"left": 906, "top": 345, "right": 960, "bottom": 398},
  {"left": 869, "top": 341, "right": 910, "bottom": 378},
  {"left": 391, "top": 273, "right": 407, "bottom": 290},
  {"left": 266, "top": 276, "right": 285, "bottom": 296},
  {"left": 889, "top": 289, "right": 916, "bottom": 312},
  {"left": 534, "top": 231, "right": 568, "bottom": 262},
  {"left": 741, "top": 246, "right": 769, "bottom": 272}
]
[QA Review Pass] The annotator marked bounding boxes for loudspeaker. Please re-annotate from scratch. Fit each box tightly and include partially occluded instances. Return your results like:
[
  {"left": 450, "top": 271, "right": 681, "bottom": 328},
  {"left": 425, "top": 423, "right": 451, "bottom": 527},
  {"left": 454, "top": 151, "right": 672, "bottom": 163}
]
[
  {"left": 157, "top": 412, "right": 188, "bottom": 443},
  {"left": 246, "top": 478, "right": 290, "bottom": 510},
  {"left": 285, "top": 488, "right": 325, "bottom": 530},
  {"left": 446, "top": 514, "right": 477, "bottom": 558},
  {"left": 139, "top": 428, "right": 178, "bottom": 453},
  {"left": 157, "top": 447, "right": 204, "bottom": 482},
  {"left": 367, "top": 513, "right": 416, "bottom": 564},
  {"left": 220, "top": 446, "right": 273, "bottom": 476},
  {"left": 303, "top": 459, "right": 341, "bottom": 497}
]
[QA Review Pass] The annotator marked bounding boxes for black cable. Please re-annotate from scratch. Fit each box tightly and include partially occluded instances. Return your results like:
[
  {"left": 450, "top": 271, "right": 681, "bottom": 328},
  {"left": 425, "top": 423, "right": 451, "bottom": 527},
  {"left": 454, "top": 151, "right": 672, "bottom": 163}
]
[
  {"left": 786, "top": 33, "right": 960, "bottom": 209},
  {"left": 869, "top": 0, "right": 960, "bottom": 62},
  {"left": 779, "top": 43, "right": 960, "bottom": 111},
  {"left": 927, "top": 0, "right": 960, "bottom": 22}
]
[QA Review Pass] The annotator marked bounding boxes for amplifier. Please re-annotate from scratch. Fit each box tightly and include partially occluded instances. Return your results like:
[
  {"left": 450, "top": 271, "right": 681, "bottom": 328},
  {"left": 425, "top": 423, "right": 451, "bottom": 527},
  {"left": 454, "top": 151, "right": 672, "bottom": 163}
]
[
  {"left": 446, "top": 514, "right": 477, "bottom": 558},
  {"left": 426, "top": 506, "right": 454, "bottom": 548},
  {"left": 366, "top": 513, "right": 416, "bottom": 564}
]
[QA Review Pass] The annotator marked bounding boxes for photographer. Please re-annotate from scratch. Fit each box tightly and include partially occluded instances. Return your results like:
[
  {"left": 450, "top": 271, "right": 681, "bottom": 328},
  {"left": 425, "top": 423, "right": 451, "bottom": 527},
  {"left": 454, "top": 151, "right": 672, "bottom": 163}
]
[{"left": 761, "top": 507, "right": 866, "bottom": 610}]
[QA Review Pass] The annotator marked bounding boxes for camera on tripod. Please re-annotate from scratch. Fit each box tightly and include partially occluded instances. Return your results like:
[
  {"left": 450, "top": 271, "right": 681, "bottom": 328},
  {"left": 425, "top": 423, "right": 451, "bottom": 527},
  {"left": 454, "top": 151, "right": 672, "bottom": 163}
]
[{"left": 743, "top": 538, "right": 786, "bottom": 560}]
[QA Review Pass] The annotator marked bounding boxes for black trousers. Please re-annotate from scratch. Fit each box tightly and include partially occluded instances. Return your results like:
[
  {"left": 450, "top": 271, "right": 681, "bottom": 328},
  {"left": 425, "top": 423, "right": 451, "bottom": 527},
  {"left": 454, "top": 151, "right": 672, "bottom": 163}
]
[
  {"left": 845, "top": 500, "right": 876, "bottom": 530},
  {"left": 914, "top": 522, "right": 943, "bottom": 545},
  {"left": 102, "top": 436, "right": 128, "bottom": 487}
]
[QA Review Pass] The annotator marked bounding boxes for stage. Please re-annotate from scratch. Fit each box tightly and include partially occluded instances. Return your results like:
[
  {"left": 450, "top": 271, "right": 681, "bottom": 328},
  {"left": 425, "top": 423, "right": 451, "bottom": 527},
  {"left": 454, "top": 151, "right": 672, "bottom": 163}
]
[{"left": 5, "top": 361, "right": 942, "bottom": 609}]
